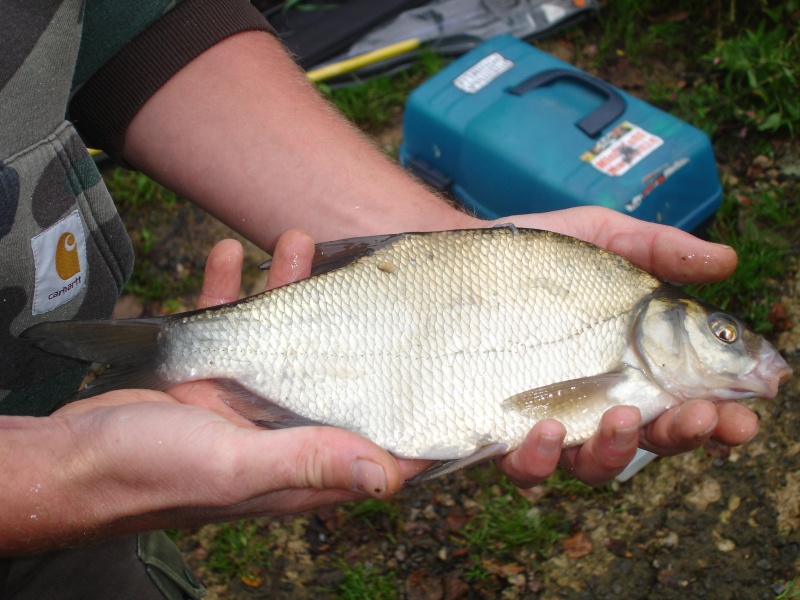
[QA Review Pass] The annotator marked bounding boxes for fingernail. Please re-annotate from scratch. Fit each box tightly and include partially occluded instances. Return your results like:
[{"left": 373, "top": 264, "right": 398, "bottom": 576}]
[
  {"left": 613, "top": 425, "right": 638, "bottom": 450},
  {"left": 537, "top": 432, "right": 563, "bottom": 456},
  {"left": 352, "top": 459, "right": 387, "bottom": 499}
]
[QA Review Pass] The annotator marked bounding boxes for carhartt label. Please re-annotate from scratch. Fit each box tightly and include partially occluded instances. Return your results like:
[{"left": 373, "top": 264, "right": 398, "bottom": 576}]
[
  {"left": 31, "top": 210, "right": 87, "bottom": 315},
  {"left": 453, "top": 52, "right": 514, "bottom": 94}
]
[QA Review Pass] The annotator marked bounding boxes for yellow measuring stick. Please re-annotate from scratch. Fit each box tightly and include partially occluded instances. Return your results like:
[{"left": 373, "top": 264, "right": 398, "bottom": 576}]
[{"left": 307, "top": 38, "right": 421, "bottom": 83}]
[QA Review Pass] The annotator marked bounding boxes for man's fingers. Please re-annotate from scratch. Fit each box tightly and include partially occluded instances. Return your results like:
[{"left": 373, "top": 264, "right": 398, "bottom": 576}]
[
  {"left": 265, "top": 229, "right": 315, "bottom": 290},
  {"left": 196, "top": 239, "right": 244, "bottom": 308},
  {"left": 642, "top": 224, "right": 737, "bottom": 284},
  {"left": 495, "top": 420, "right": 565, "bottom": 489},
  {"left": 227, "top": 426, "right": 404, "bottom": 502},
  {"left": 639, "top": 400, "right": 758, "bottom": 456},
  {"left": 196, "top": 229, "right": 314, "bottom": 311},
  {"left": 559, "top": 405, "right": 641, "bottom": 488},
  {"left": 712, "top": 401, "right": 759, "bottom": 446},
  {"left": 639, "top": 400, "right": 719, "bottom": 456}
]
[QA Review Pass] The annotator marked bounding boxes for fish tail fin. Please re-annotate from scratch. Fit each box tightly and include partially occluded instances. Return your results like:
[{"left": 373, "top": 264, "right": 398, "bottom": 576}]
[{"left": 21, "top": 319, "right": 167, "bottom": 398}]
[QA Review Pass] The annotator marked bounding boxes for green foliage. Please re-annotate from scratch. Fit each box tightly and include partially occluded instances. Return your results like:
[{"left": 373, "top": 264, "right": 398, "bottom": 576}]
[
  {"left": 600, "top": 1, "right": 799, "bottom": 135},
  {"left": 205, "top": 520, "right": 271, "bottom": 582},
  {"left": 685, "top": 182, "right": 799, "bottom": 333},
  {"left": 596, "top": 0, "right": 648, "bottom": 59},
  {"left": 776, "top": 578, "right": 800, "bottom": 600},
  {"left": 103, "top": 167, "right": 203, "bottom": 303},
  {"left": 547, "top": 467, "right": 611, "bottom": 499},
  {"left": 332, "top": 561, "right": 397, "bottom": 600},
  {"left": 341, "top": 498, "right": 401, "bottom": 531},
  {"left": 708, "top": 14, "right": 799, "bottom": 134},
  {"left": 460, "top": 481, "right": 566, "bottom": 557},
  {"left": 105, "top": 167, "right": 178, "bottom": 210},
  {"left": 321, "top": 50, "right": 446, "bottom": 133}
]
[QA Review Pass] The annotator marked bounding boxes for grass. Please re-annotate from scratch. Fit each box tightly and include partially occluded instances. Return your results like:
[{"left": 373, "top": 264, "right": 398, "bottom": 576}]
[
  {"left": 104, "top": 168, "right": 205, "bottom": 303},
  {"left": 456, "top": 478, "right": 567, "bottom": 586},
  {"left": 321, "top": 49, "right": 447, "bottom": 136},
  {"left": 331, "top": 561, "right": 397, "bottom": 600},
  {"left": 340, "top": 498, "right": 401, "bottom": 536},
  {"left": 204, "top": 520, "right": 272, "bottom": 585},
  {"left": 104, "top": 168, "right": 179, "bottom": 211},
  {"left": 459, "top": 479, "right": 567, "bottom": 558},
  {"left": 546, "top": 467, "right": 612, "bottom": 499},
  {"left": 777, "top": 578, "right": 800, "bottom": 600},
  {"left": 686, "top": 180, "right": 800, "bottom": 333},
  {"left": 708, "top": 4, "right": 800, "bottom": 135},
  {"left": 596, "top": 1, "right": 799, "bottom": 135}
]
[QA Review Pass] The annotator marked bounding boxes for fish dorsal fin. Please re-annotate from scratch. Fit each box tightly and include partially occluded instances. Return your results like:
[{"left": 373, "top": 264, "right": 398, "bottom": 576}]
[
  {"left": 406, "top": 443, "right": 509, "bottom": 484},
  {"left": 216, "top": 379, "right": 325, "bottom": 429},
  {"left": 259, "top": 233, "right": 409, "bottom": 276},
  {"left": 502, "top": 372, "right": 626, "bottom": 421}
]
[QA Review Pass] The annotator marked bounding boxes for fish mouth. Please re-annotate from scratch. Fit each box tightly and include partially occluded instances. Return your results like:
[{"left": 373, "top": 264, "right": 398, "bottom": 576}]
[{"left": 729, "top": 340, "right": 793, "bottom": 400}]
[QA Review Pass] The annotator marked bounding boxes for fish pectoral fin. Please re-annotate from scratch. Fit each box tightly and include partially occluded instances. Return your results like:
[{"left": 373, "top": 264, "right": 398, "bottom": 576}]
[
  {"left": 405, "top": 443, "right": 509, "bottom": 485},
  {"left": 216, "top": 379, "right": 324, "bottom": 429},
  {"left": 502, "top": 372, "right": 626, "bottom": 421}
]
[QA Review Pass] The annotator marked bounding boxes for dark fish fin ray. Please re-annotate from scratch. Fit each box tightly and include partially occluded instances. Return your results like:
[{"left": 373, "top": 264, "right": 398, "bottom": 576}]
[
  {"left": 502, "top": 372, "right": 626, "bottom": 420},
  {"left": 216, "top": 379, "right": 325, "bottom": 428},
  {"left": 21, "top": 319, "right": 166, "bottom": 398},
  {"left": 493, "top": 222, "right": 518, "bottom": 235},
  {"left": 406, "top": 443, "right": 509, "bottom": 484},
  {"left": 259, "top": 233, "right": 409, "bottom": 276}
]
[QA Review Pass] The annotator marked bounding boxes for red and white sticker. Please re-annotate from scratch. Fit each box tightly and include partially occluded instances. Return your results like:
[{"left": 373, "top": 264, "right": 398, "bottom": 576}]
[{"left": 581, "top": 122, "right": 663, "bottom": 176}]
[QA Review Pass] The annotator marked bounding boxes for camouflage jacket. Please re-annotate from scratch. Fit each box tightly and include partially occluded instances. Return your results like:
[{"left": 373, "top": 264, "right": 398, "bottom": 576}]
[{"left": 0, "top": 0, "right": 270, "bottom": 415}]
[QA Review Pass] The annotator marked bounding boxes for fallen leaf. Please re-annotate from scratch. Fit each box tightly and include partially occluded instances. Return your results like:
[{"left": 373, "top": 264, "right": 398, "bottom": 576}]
[
  {"left": 444, "top": 570, "right": 469, "bottom": 600},
  {"left": 241, "top": 575, "right": 262, "bottom": 588},
  {"left": 481, "top": 558, "right": 525, "bottom": 579},
  {"left": 407, "top": 568, "right": 443, "bottom": 600},
  {"left": 561, "top": 531, "right": 592, "bottom": 558},
  {"left": 768, "top": 302, "right": 793, "bottom": 332},
  {"left": 445, "top": 508, "right": 469, "bottom": 531}
]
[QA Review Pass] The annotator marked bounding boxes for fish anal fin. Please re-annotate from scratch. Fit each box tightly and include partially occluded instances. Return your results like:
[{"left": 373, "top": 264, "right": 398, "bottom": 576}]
[
  {"left": 406, "top": 443, "right": 508, "bottom": 484},
  {"left": 502, "top": 372, "right": 626, "bottom": 422},
  {"left": 215, "top": 379, "right": 324, "bottom": 429}
]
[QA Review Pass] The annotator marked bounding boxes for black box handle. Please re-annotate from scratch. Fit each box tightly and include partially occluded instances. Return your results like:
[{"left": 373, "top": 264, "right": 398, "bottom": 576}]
[{"left": 508, "top": 68, "right": 626, "bottom": 138}]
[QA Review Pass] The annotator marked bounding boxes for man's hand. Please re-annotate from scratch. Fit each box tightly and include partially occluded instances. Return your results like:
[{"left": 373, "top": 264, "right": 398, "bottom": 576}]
[
  {"left": 28, "top": 234, "right": 421, "bottom": 553},
  {"left": 494, "top": 207, "right": 756, "bottom": 487}
]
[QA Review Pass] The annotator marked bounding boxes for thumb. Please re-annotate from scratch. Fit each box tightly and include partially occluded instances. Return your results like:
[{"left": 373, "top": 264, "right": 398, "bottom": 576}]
[{"left": 235, "top": 426, "right": 404, "bottom": 499}]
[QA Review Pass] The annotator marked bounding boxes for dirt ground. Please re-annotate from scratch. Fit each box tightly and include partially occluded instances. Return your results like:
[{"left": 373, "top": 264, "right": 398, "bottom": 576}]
[{"left": 111, "top": 28, "right": 800, "bottom": 600}]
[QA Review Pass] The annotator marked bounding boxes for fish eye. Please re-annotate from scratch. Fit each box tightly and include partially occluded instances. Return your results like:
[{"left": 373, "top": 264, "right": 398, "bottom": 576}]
[{"left": 709, "top": 314, "right": 738, "bottom": 344}]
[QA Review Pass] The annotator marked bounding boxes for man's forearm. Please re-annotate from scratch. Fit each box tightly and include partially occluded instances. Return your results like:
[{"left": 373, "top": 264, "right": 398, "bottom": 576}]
[
  {"left": 123, "top": 31, "right": 479, "bottom": 252},
  {"left": 0, "top": 415, "right": 106, "bottom": 554}
]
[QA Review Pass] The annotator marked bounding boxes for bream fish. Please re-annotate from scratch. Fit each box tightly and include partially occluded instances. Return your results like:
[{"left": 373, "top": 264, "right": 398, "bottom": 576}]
[{"left": 24, "top": 228, "right": 791, "bottom": 480}]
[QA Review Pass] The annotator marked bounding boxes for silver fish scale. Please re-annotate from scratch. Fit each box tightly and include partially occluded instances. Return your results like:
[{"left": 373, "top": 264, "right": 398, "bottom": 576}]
[{"left": 161, "top": 229, "right": 660, "bottom": 458}]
